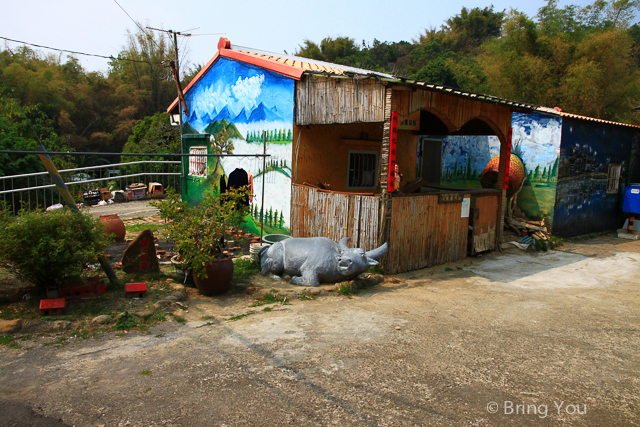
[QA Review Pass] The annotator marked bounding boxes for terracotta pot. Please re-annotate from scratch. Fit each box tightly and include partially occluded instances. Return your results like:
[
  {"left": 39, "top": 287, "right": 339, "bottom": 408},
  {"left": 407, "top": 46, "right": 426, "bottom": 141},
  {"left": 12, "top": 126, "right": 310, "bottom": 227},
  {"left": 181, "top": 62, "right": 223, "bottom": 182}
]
[
  {"left": 192, "top": 254, "right": 234, "bottom": 296},
  {"left": 99, "top": 214, "right": 126, "bottom": 242}
]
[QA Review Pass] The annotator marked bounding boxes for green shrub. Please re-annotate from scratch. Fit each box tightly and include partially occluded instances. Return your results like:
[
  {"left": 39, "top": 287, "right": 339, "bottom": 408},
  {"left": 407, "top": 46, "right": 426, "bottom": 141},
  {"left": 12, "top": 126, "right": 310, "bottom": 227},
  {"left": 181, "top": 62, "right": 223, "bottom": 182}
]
[
  {"left": 115, "top": 312, "right": 136, "bottom": 330},
  {"left": 0, "top": 207, "right": 113, "bottom": 290}
]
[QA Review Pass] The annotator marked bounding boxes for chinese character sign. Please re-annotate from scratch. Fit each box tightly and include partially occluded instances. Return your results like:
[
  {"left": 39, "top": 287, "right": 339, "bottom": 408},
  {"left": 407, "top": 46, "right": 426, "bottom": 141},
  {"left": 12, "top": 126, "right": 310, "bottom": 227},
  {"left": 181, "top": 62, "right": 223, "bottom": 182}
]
[{"left": 388, "top": 112, "right": 399, "bottom": 193}]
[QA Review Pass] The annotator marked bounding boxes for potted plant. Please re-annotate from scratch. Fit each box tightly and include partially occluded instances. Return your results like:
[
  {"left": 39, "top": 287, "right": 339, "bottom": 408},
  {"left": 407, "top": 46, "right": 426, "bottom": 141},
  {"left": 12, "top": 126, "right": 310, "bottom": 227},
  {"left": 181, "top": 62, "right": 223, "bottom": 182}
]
[
  {"left": 0, "top": 206, "right": 113, "bottom": 292},
  {"left": 152, "top": 188, "right": 250, "bottom": 296}
]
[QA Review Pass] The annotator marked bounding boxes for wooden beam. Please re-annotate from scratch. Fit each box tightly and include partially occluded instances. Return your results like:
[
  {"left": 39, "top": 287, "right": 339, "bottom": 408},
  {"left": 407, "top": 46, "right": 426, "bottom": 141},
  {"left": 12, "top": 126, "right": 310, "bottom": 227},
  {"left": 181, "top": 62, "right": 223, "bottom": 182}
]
[{"left": 170, "top": 61, "right": 189, "bottom": 116}]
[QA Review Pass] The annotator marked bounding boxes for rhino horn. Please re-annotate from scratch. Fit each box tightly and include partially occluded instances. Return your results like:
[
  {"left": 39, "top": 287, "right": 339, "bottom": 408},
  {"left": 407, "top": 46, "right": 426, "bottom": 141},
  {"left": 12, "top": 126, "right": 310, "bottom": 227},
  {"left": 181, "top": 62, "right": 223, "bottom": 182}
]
[
  {"left": 338, "top": 237, "right": 351, "bottom": 251},
  {"left": 365, "top": 242, "right": 388, "bottom": 261}
]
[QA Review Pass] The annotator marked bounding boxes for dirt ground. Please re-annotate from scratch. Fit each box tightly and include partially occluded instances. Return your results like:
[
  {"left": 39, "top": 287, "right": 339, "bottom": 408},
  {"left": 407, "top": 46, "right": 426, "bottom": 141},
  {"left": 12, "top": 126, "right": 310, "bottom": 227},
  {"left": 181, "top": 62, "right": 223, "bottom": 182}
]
[{"left": 1, "top": 234, "right": 640, "bottom": 426}]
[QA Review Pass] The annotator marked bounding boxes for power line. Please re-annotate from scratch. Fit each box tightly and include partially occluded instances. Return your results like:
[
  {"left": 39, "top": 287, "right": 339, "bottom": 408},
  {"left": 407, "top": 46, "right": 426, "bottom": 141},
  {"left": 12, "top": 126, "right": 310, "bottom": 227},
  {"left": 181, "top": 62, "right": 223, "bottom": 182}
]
[
  {"left": 112, "top": 0, "right": 147, "bottom": 35},
  {"left": 0, "top": 36, "right": 161, "bottom": 65},
  {"left": 113, "top": 0, "right": 165, "bottom": 53}
]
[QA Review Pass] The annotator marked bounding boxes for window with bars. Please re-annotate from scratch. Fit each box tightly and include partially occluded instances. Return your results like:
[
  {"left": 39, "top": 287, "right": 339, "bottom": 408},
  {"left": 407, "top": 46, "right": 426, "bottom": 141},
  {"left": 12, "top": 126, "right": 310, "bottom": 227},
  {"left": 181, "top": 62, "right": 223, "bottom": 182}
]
[
  {"left": 188, "top": 146, "right": 207, "bottom": 177},
  {"left": 347, "top": 150, "right": 379, "bottom": 190},
  {"left": 607, "top": 164, "right": 622, "bottom": 194}
]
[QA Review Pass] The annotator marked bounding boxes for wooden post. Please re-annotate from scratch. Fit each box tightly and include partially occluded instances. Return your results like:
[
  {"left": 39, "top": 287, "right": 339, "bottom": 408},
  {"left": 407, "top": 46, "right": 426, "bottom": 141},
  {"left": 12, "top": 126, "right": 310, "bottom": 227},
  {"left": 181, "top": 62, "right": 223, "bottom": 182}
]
[
  {"left": 377, "top": 86, "right": 394, "bottom": 248},
  {"left": 495, "top": 127, "right": 512, "bottom": 247}
]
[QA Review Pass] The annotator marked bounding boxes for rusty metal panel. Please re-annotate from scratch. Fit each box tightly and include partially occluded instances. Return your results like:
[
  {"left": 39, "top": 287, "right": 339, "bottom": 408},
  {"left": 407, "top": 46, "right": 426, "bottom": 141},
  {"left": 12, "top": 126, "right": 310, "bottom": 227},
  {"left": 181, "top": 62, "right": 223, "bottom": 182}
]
[
  {"left": 383, "top": 195, "right": 469, "bottom": 274},
  {"left": 471, "top": 195, "right": 498, "bottom": 254}
]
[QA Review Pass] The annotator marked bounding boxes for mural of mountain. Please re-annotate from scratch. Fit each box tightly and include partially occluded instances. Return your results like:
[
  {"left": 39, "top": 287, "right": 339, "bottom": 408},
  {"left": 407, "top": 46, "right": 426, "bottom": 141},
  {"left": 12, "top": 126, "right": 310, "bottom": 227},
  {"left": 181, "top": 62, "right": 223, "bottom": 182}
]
[
  {"left": 189, "top": 109, "right": 198, "bottom": 122},
  {"left": 204, "top": 119, "right": 244, "bottom": 140},
  {"left": 201, "top": 111, "right": 213, "bottom": 123},
  {"left": 212, "top": 105, "right": 235, "bottom": 123},
  {"left": 248, "top": 102, "right": 283, "bottom": 122},
  {"left": 234, "top": 108, "right": 249, "bottom": 124},
  {"left": 183, "top": 121, "right": 199, "bottom": 135}
]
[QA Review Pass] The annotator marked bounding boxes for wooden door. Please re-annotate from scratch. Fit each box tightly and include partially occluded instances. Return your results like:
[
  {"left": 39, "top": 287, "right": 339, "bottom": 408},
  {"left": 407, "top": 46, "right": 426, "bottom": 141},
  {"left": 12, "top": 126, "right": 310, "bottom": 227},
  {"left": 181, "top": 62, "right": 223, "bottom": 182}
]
[
  {"left": 419, "top": 138, "right": 442, "bottom": 185},
  {"left": 471, "top": 195, "right": 499, "bottom": 254}
]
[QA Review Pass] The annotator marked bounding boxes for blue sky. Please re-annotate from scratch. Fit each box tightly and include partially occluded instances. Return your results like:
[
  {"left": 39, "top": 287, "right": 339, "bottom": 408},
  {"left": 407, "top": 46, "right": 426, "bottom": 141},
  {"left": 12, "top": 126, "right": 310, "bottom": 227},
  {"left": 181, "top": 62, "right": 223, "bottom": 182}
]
[{"left": 1, "top": 0, "right": 604, "bottom": 74}]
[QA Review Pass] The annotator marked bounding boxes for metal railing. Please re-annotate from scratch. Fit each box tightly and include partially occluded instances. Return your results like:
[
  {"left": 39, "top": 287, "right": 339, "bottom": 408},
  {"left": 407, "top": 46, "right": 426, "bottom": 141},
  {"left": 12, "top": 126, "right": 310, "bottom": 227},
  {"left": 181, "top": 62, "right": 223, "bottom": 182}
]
[{"left": 1, "top": 160, "right": 181, "bottom": 214}]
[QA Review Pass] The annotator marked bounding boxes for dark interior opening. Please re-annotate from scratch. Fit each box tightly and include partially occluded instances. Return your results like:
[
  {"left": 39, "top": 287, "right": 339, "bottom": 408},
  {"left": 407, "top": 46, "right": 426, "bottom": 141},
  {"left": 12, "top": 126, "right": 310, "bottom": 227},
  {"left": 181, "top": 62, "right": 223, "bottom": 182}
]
[
  {"left": 419, "top": 111, "right": 450, "bottom": 135},
  {"left": 453, "top": 118, "right": 497, "bottom": 136}
]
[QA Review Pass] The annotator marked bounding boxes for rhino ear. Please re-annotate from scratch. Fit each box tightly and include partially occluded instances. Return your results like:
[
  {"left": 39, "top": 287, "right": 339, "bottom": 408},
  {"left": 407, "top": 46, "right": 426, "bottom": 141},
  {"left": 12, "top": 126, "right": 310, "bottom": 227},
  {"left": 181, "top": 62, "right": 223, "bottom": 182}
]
[
  {"left": 338, "top": 237, "right": 351, "bottom": 251},
  {"left": 366, "top": 258, "right": 379, "bottom": 266},
  {"left": 365, "top": 242, "right": 388, "bottom": 260}
]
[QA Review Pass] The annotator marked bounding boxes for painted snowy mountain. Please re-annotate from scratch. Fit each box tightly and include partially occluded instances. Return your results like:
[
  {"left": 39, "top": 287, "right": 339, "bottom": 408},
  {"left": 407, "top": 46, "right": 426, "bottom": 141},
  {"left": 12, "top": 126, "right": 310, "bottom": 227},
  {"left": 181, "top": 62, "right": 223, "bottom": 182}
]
[
  {"left": 234, "top": 108, "right": 249, "bottom": 124},
  {"left": 188, "top": 109, "right": 198, "bottom": 122},
  {"left": 212, "top": 105, "right": 235, "bottom": 123},
  {"left": 248, "top": 102, "right": 284, "bottom": 122},
  {"left": 201, "top": 110, "right": 214, "bottom": 123}
]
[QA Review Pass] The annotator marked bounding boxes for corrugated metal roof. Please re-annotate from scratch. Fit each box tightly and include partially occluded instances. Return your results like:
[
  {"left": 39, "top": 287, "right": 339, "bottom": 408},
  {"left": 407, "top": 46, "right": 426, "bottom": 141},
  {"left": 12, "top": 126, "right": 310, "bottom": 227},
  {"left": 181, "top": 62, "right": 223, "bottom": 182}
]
[
  {"left": 230, "top": 44, "right": 397, "bottom": 79},
  {"left": 537, "top": 107, "right": 640, "bottom": 129},
  {"left": 398, "top": 81, "right": 539, "bottom": 110}
]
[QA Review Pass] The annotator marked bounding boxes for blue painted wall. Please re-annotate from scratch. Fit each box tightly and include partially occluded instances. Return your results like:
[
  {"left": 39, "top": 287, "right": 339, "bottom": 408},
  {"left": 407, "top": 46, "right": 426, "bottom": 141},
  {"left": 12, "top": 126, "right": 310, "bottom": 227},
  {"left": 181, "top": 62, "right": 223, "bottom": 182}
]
[
  {"left": 180, "top": 57, "right": 295, "bottom": 235},
  {"left": 439, "top": 135, "right": 500, "bottom": 188},
  {"left": 553, "top": 118, "right": 637, "bottom": 237}
]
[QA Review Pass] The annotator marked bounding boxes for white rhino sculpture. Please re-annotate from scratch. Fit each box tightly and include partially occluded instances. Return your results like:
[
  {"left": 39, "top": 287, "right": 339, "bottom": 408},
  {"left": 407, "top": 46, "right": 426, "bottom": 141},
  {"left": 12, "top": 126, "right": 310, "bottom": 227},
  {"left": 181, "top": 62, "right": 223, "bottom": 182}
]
[{"left": 259, "top": 237, "right": 387, "bottom": 286}]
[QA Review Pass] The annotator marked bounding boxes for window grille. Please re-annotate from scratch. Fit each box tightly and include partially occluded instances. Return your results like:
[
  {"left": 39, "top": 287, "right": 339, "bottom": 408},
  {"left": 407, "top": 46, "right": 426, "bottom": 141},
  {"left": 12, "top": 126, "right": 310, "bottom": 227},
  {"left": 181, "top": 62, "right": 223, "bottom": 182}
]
[
  {"left": 188, "top": 146, "right": 207, "bottom": 177},
  {"left": 347, "top": 150, "right": 379, "bottom": 190}
]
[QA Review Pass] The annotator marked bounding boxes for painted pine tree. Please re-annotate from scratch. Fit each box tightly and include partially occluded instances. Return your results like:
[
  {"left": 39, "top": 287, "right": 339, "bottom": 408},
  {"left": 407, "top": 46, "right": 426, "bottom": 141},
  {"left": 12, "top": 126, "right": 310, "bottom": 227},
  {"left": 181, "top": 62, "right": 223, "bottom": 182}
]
[{"left": 551, "top": 157, "right": 559, "bottom": 181}]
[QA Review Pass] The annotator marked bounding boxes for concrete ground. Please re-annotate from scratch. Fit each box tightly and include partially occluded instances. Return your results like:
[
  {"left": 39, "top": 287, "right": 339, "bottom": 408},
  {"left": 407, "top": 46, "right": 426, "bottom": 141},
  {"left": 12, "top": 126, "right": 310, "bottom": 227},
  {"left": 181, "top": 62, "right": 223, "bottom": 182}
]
[
  {"left": 1, "top": 235, "right": 639, "bottom": 426},
  {"left": 84, "top": 199, "right": 160, "bottom": 220}
]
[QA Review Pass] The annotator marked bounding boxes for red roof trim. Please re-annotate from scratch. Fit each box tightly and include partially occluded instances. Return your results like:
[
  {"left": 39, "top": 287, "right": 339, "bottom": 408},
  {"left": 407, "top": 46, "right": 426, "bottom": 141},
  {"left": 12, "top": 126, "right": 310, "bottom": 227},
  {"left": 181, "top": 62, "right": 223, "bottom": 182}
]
[{"left": 219, "top": 49, "right": 304, "bottom": 80}]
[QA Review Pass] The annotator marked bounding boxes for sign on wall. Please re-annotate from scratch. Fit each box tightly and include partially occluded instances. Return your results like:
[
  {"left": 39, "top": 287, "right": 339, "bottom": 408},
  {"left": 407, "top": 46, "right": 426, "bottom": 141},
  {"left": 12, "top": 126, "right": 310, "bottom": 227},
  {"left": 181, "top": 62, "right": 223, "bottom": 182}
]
[
  {"left": 388, "top": 112, "right": 399, "bottom": 192},
  {"left": 398, "top": 110, "right": 420, "bottom": 131}
]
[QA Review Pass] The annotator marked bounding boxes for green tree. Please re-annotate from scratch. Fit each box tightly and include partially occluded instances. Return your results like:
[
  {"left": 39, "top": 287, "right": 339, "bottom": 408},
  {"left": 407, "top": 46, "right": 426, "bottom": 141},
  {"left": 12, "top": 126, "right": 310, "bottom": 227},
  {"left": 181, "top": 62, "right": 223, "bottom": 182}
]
[
  {"left": 122, "top": 112, "right": 180, "bottom": 165},
  {"left": 479, "top": 0, "right": 640, "bottom": 121},
  {"left": 0, "top": 96, "right": 72, "bottom": 177},
  {"left": 108, "top": 28, "right": 175, "bottom": 117}
]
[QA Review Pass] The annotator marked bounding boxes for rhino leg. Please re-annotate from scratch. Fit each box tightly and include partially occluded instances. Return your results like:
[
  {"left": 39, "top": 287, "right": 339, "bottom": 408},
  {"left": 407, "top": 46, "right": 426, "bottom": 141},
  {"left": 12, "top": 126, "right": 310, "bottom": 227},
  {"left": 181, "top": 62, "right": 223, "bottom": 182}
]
[{"left": 290, "top": 270, "right": 320, "bottom": 287}]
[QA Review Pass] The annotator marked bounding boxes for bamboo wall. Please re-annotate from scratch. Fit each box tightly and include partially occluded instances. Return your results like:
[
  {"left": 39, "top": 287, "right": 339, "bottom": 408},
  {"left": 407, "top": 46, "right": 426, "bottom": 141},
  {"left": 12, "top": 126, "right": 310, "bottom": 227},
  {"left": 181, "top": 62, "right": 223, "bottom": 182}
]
[
  {"left": 383, "top": 194, "right": 470, "bottom": 274},
  {"left": 290, "top": 184, "right": 380, "bottom": 251},
  {"left": 295, "top": 75, "right": 386, "bottom": 125}
]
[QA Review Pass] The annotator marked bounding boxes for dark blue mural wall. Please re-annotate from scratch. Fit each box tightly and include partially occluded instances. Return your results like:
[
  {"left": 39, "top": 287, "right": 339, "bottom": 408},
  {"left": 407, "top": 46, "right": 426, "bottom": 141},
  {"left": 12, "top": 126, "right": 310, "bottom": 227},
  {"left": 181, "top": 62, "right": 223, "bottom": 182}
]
[{"left": 553, "top": 118, "right": 638, "bottom": 237}]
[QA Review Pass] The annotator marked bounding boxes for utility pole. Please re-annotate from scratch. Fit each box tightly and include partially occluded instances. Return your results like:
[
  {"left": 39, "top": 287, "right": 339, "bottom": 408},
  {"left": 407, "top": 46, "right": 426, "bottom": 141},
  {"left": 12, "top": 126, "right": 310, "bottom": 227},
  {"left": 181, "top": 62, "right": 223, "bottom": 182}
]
[
  {"left": 146, "top": 26, "right": 223, "bottom": 197},
  {"left": 147, "top": 27, "right": 191, "bottom": 195}
]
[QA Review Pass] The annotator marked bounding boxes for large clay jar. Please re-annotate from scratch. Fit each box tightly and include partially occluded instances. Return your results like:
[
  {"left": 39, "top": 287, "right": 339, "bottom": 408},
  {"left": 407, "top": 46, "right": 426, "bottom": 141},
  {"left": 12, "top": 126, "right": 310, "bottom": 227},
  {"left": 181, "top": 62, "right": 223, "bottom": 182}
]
[
  {"left": 98, "top": 214, "right": 126, "bottom": 242},
  {"left": 192, "top": 254, "right": 234, "bottom": 296},
  {"left": 480, "top": 154, "right": 526, "bottom": 197}
]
